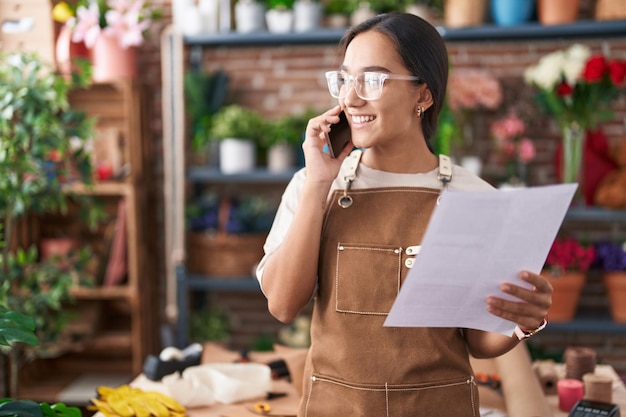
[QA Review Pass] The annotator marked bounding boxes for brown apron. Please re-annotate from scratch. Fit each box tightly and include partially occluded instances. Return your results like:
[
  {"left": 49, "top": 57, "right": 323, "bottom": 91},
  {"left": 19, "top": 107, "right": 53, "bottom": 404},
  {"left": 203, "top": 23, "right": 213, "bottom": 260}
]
[{"left": 299, "top": 154, "right": 479, "bottom": 417}]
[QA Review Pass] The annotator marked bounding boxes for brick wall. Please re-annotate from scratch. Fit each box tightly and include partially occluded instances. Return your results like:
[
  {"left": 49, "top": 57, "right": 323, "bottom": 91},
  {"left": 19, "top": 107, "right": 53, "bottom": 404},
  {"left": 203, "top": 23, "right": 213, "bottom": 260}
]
[{"left": 136, "top": 2, "right": 626, "bottom": 376}]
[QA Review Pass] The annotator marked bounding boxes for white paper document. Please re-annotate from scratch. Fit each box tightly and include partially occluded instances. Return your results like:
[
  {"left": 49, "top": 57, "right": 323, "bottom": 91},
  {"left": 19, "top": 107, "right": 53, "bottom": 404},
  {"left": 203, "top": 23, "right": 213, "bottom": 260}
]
[{"left": 384, "top": 183, "right": 578, "bottom": 336}]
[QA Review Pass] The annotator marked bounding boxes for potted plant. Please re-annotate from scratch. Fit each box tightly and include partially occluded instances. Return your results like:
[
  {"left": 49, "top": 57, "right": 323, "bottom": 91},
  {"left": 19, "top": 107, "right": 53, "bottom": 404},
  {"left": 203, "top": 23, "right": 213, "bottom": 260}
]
[
  {"left": 0, "top": 51, "right": 99, "bottom": 396},
  {"left": 542, "top": 236, "right": 596, "bottom": 322},
  {"left": 595, "top": 240, "right": 626, "bottom": 322},
  {"left": 293, "top": 0, "right": 323, "bottom": 32},
  {"left": 235, "top": 0, "right": 267, "bottom": 33},
  {"left": 184, "top": 69, "right": 230, "bottom": 166},
  {"left": 209, "top": 105, "right": 265, "bottom": 174},
  {"left": 189, "top": 306, "right": 232, "bottom": 346},
  {"left": 52, "top": 0, "right": 162, "bottom": 82},
  {"left": 0, "top": 306, "right": 83, "bottom": 416},
  {"left": 323, "top": 0, "right": 354, "bottom": 28},
  {"left": 261, "top": 111, "right": 311, "bottom": 172},
  {"left": 266, "top": 0, "right": 295, "bottom": 33}
]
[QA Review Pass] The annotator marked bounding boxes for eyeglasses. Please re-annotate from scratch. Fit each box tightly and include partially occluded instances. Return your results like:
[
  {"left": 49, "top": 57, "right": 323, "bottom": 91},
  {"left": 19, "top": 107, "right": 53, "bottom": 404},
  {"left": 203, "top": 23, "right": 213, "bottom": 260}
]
[{"left": 325, "top": 70, "right": 422, "bottom": 101}]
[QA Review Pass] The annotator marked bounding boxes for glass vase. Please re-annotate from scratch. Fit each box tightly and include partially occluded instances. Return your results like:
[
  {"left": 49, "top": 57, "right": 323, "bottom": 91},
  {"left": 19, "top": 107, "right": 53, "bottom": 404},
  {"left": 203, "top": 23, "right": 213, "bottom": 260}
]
[{"left": 561, "top": 123, "right": 585, "bottom": 186}]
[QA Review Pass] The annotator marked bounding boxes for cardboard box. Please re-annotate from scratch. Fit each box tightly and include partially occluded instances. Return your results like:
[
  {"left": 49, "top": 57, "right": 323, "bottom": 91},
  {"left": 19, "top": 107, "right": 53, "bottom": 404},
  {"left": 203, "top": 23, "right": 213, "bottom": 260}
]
[{"left": 0, "top": 0, "right": 56, "bottom": 64}]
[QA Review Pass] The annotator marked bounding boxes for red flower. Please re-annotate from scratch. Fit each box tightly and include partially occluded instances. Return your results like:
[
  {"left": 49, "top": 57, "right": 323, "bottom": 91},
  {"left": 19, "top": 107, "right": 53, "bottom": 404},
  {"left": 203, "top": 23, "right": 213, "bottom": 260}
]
[
  {"left": 608, "top": 60, "right": 626, "bottom": 85},
  {"left": 556, "top": 82, "right": 573, "bottom": 96},
  {"left": 545, "top": 237, "right": 596, "bottom": 273},
  {"left": 583, "top": 55, "right": 609, "bottom": 83}
]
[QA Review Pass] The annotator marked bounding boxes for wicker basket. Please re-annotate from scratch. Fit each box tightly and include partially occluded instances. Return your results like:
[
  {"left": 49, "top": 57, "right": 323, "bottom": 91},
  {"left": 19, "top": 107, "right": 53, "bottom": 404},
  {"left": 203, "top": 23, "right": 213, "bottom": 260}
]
[
  {"left": 595, "top": 0, "right": 626, "bottom": 20},
  {"left": 186, "top": 231, "right": 267, "bottom": 277}
]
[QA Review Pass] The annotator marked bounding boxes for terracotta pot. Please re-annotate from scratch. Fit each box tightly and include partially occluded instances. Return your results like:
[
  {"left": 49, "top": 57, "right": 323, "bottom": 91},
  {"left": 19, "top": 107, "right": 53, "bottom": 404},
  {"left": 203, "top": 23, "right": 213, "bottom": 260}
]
[
  {"left": 603, "top": 271, "right": 626, "bottom": 322},
  {"left": 444, "top": 0, "right": 487, "bottom": 28},
  {"left": 91, "top": 34, "right": 137, "bottom": 82},
  {"left": 39, "top": 237, "right": 79, "bottom": 265},
  {"left": 55, "top": 25, "right": 90, "bottom": 77},
  {"left": 543, "top": 270, "right": 586, "bottom": 321},
  {"left": 538, "top": 0, "right": 581, "bottom": 25}
]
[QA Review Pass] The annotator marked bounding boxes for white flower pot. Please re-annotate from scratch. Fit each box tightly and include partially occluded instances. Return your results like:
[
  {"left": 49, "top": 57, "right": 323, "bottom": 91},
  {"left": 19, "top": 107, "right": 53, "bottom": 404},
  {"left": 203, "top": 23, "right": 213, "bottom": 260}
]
[
  {"left": 266, "top": 9, "right": 294, "bottom": 33},
  {"left": 219, "top": 138, "right": 256, "bottom": 174},
  {"left": 235, "top": 0, "right": 266, "bottom": 33},
  {"left": 293, "top": 1, "right": 322, "bottom": 32},
  {"left": 267, "top": 143, "right": 296, "bottom": 172}
]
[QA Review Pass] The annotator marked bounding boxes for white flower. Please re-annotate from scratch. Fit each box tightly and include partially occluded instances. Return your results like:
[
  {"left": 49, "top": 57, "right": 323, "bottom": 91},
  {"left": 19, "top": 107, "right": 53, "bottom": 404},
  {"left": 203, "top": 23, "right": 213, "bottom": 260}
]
[
  {"left": 562, "top": 44, "right": 591, "bottom": 85},
  {"left": 525, "top": 50, "right": 565, "bottom": 90}
]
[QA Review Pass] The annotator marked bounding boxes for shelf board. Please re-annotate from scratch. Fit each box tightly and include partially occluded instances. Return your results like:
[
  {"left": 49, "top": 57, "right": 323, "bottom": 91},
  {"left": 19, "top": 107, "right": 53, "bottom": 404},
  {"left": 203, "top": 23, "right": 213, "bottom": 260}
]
[
  {"left": 546, "top": 311, "right": 626, "bottom": 333},
  {"left": 184, "top": 276, "right": 261, "bottom": 291},
  {"left": 183, "top": 20, "right": 626, "bottom": 46},
  {"left": 71, "top": 285, "right": 131, "bottom": 299},
  {"left": 63, "top": 181, "right": 132, "bottom": 196},
  {"left": 565, "top": 207, "right": 626, "bottom": 222},
  {"left": 187, "top": 167, "right": 298, "bottom": 184}
]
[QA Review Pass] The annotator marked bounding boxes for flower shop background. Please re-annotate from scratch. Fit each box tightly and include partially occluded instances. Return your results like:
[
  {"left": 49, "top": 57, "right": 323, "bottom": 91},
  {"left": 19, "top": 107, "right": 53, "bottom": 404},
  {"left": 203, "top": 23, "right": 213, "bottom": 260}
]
[{"left": 22, "top": 0, "right": 626, "bottom": 379}]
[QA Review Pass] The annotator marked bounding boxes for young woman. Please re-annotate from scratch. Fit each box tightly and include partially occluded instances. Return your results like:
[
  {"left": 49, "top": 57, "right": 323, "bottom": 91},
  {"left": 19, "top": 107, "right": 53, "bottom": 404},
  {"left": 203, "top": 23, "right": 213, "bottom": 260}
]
[{"left": 256, "top": 13, "right": 552, "bottom": 416}]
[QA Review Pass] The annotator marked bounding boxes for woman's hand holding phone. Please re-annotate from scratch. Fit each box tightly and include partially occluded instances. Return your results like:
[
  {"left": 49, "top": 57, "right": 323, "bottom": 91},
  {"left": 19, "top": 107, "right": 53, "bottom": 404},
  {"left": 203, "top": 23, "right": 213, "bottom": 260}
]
[{"left": 301, "top": 106, "right": 354, "bottom": 184}]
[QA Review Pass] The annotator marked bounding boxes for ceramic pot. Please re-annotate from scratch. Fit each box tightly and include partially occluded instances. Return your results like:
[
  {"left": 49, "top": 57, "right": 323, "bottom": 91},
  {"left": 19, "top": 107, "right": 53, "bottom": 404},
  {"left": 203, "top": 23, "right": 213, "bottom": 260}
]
[
  {"left": 55, "top": 25, "right": 90, "bottom": 77},
  {"left": 267, "top": 143, "right": 296, "bottom": 172},
  {"left": 538, "top": 0, "right": 580, "bottom": 25},
  {"left": 266, "top": 9, "right": 294, "bottom": 33},
  {"left": 542, "top": 270, "right": 586, "bottom": 321},
  {"left": 444, "top": 0, "right": 487, "bottom": 28},
  {"left": 293, "top": 0, "right": 322, "bottom": 32},
  {"left": 491, "top": 0, "right": 535, "bottom": 26},
  {"left": 91, "top": 34, "right": 137, "bottom": 82},
  {"left": 603, "top": 271, "right": 626, "bottom": 322},
  {"left": 235, "top": 0, "right": 266, "bottom": 33},
  {"left": 219, "top": 138, "right": 256, "bottom": 174}
]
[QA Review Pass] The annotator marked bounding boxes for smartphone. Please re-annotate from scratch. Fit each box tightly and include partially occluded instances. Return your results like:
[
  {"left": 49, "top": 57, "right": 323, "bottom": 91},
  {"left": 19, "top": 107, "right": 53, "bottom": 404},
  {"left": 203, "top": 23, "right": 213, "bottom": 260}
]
[{"left": 326, "top": 111, "right": 352, "bottom": 158}]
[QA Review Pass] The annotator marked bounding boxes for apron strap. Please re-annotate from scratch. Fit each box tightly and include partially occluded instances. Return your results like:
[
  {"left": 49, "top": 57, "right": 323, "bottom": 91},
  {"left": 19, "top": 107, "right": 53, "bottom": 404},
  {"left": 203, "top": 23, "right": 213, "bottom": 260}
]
[{"left": 338, "top": 150, "right": 453, "bottom": 209}]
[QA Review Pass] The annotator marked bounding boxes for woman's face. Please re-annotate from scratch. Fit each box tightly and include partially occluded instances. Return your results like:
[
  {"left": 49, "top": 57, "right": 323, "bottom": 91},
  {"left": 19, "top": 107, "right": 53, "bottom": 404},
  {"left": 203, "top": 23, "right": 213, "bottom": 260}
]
[{"left": 340, "top": 30, "right": 423, "bottom": 154}]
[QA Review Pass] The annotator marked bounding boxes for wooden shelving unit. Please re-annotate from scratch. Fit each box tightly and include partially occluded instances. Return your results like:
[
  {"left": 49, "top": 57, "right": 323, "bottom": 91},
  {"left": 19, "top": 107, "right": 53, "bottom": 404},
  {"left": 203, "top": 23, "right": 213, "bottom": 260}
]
[{"left": 16, "top": 80, "right": 158, "bottom": 404}]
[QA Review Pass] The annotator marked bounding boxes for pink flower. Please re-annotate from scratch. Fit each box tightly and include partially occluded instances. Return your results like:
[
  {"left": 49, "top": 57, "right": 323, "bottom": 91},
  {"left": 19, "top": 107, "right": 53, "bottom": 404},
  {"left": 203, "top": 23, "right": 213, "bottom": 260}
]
[
  {"left": 448, "top": 69, "right": 503, "bottom": 111},
  {"left": 104, "top": 0, "right": 152, "bottom": 48},
  {"left": 516, "top": 138, "right": 536, "bottom": 163},
  {"left": 69, "top": 3, "right": 101, "bottom": 48}
]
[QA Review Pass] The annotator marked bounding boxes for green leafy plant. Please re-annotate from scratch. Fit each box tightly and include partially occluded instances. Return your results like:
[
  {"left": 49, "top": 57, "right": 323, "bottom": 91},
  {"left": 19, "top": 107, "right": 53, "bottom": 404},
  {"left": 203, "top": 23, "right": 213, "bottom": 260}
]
[
  {"left": 209, "top": 104, "right": 266, "bottom": 142},
  {"left": 261, "top": 110, "right": 313, "bottom": 149},
  {"left": 0, "top": 51, "right": 100, "bottom": 396},
  {"left": 0, "top": 307, "right": 38, "bottom": 349},
  {"left": 267, "top": 0, "right": 295, "bottom": 9},
  {"left": 324, "top": 0, "right": 355, "bottom": 15},
  {"left": 189, "top": 306, "right": 232, "bottom": 344},
  {"left": 184, "top": 69, "right": 230, "bottom": 153}
]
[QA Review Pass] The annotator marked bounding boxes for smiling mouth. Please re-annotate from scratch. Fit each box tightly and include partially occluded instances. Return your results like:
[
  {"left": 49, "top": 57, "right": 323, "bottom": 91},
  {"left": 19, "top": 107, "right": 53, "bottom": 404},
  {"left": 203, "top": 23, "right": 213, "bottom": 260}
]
[{"left": 351, "top": 114, "right": 376, "bottom": 125}]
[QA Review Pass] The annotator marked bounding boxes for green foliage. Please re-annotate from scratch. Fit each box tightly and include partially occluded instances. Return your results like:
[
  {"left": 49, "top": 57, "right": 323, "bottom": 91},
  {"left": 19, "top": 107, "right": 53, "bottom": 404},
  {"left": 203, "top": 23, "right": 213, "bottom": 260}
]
[
  {"left": 261, "top": 109, "right": 315, "bottom": 149},
  {"left": 324, "top": 0, "right": 355, "bottom": 15},
  {"left": 0, "top": 245, "right": 94, "bottom": 357},
  {"left": 184, "top": 69, "right": 230, "bottom": 153},
  {"left": 209, "top": 105, "right": 266, "bottom": 142},
  {"left": 433, "top": 98, "right": 461, "bottom": 156},
  {"left": 0, "top": 51, "right": 100, "bottom": 360},
  {"left": 0, "top": 399, "right": 81, "bottom": 417},
  {"left": 0, "top": 307, "right": 38, "bottom": 348},
  {"left": 189, "top": 306, "right": 231, "bottom": 343},
  {"left": 349, "top": 0, "right": 412, "bottom": 13},
  {"left": 267, "top": 0, "right": 295, "bottom": 9}
]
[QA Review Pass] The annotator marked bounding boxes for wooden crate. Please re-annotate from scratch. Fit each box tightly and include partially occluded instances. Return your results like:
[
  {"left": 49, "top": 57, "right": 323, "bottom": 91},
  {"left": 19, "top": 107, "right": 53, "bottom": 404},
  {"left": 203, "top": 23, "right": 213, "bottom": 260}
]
[{"left": 187, "top": 231, "right": 266, "bottom": 278}]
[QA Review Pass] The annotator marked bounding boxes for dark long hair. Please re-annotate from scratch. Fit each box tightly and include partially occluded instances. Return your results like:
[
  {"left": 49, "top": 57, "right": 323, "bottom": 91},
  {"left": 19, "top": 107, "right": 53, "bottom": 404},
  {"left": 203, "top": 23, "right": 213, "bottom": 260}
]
[{"left": 339, "top": 13, "right": 448, "bottom": 147}]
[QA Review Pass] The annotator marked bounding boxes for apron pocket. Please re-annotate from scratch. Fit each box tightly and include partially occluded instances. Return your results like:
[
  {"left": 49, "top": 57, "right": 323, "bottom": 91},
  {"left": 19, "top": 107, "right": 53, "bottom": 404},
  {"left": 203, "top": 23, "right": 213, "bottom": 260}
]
[
  {"left": 335, "top": 242, "right": 402, "bottom": 315},
  {"left": 304, "top": 374, "right": 478, "bottom": 417}
]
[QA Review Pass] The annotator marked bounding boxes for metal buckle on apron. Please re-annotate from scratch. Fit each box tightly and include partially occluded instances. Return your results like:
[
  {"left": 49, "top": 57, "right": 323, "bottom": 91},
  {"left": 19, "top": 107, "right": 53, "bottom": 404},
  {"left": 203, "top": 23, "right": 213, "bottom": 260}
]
[
  {"left": 437, "top": 154, "right": 452, "bottom": 205},
  {"left": 338, "top": 151, "right": 453, "bottom": 208},
  {"left": 338, "top": 150, "right": 361, "bottom": 209},
  {"left": 404, "top": 245, "right": 421, "bottom": 268}
]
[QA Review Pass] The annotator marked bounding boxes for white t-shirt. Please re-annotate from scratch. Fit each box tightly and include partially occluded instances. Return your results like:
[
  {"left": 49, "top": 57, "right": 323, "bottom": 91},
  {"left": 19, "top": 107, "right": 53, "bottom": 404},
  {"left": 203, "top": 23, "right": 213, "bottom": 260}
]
[{"left": 256, "top": 152, "right": 495, "bottom": 291}]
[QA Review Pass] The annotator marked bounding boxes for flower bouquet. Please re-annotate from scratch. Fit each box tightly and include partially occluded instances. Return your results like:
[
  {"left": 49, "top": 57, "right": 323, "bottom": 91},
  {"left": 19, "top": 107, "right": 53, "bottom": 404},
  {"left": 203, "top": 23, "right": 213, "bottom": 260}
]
[
  {"left": 543, "top": 236, "right": 596, "bottom": 321},
  {"left": 446, "top": 69, "right": 503, "bottom": 160},
  {"left": 524, "top": 44, "right": 626, "bottom": 186},
  {"left": 52, "top": 0, "right": 161, "bottom": 81},
  {"left": 489, "top": 111, "right": 536, "bottom": 186}
]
